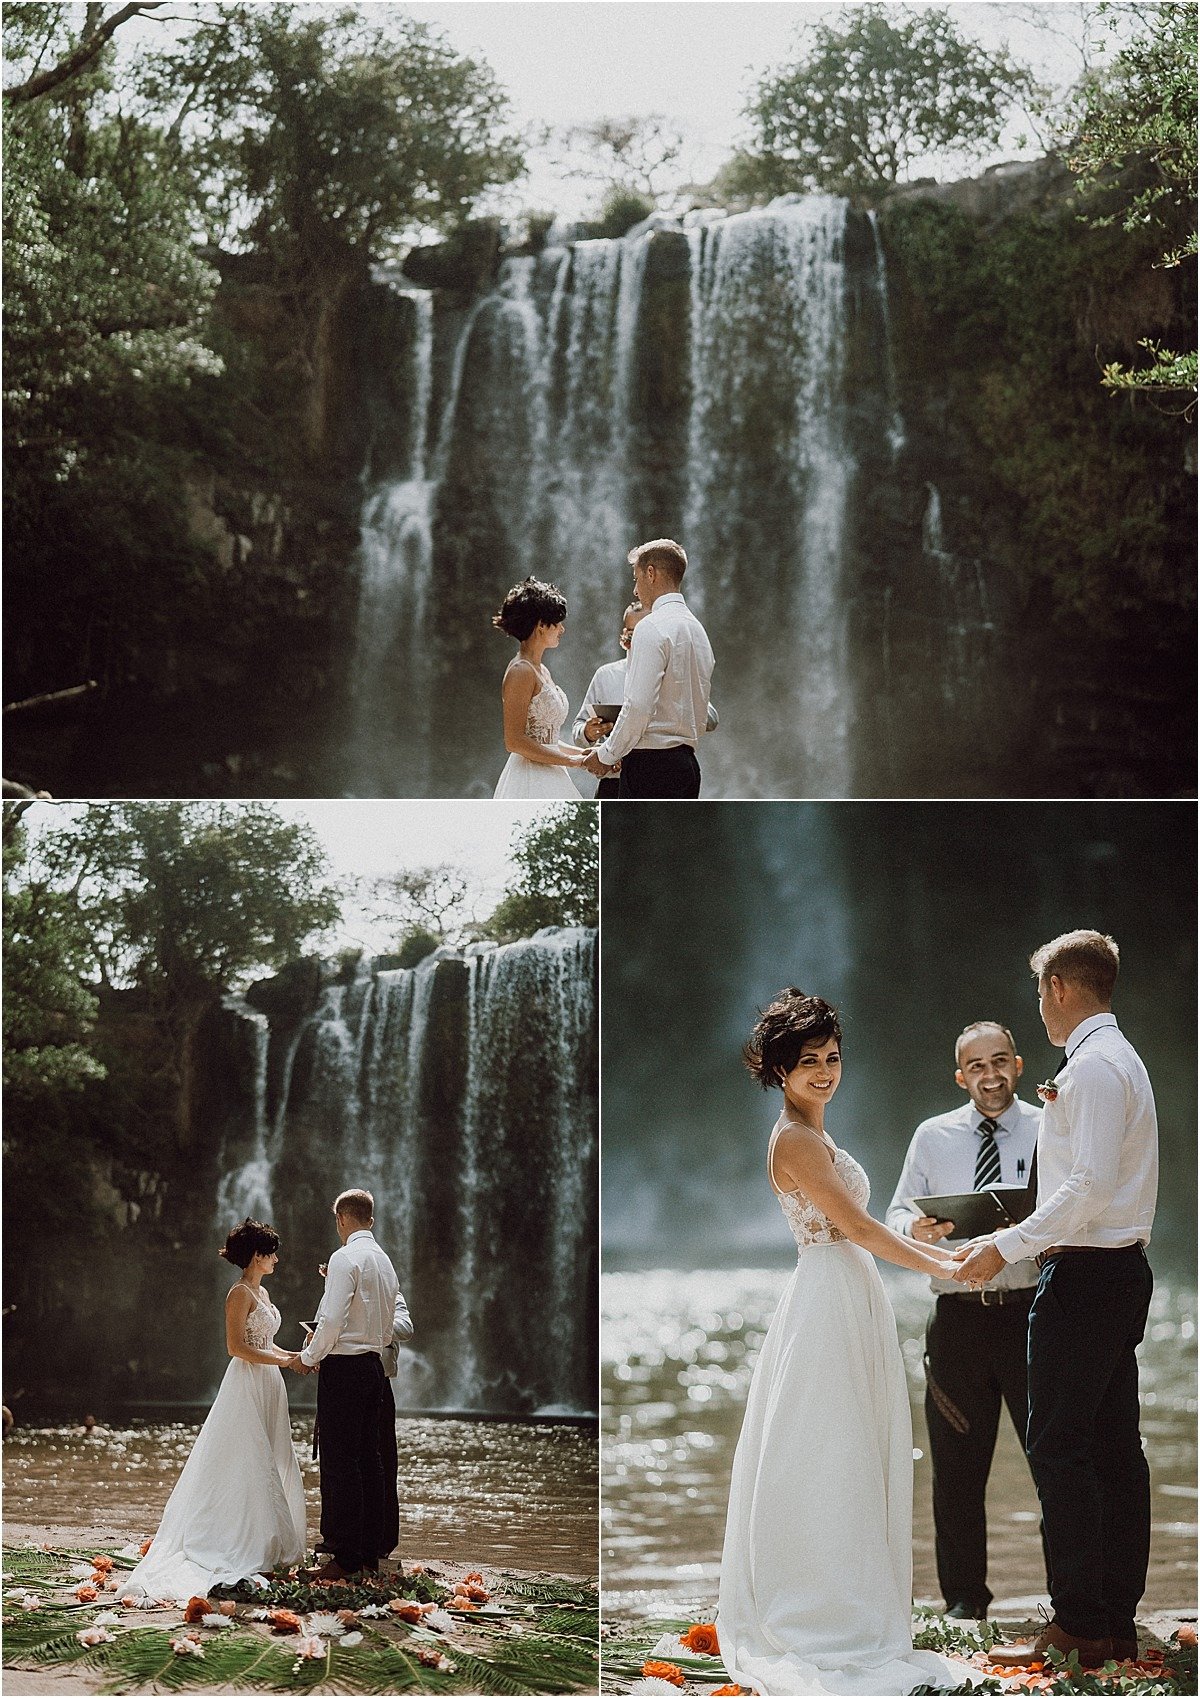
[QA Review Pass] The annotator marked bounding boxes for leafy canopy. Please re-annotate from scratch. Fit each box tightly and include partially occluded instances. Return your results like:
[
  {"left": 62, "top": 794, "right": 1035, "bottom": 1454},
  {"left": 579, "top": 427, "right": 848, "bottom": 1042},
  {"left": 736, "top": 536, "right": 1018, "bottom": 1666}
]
[
  {"left": 485, "top": 806, "right": 598, "bottom": 942},
  {"left": 739, "top": 6, "right": 1034, "bottom": 196}
]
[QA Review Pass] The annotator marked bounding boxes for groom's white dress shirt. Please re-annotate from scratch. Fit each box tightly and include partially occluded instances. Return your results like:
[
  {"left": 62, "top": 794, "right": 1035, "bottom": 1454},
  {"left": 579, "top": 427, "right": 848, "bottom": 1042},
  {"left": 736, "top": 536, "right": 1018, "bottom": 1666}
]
[
  {"left": 300, "top": 1229, "right": 413, "bottom": 1366},
  {"left": 994, "top": 1014, "right": 1158, "bottom": 1263},
  {"left": 572, "top": 655, "right": 719, "bottom": 747},
  {"left": 886, "top": 1098, "right": 1041, "bottom": 1294},
  {"left": 594, "top": 593, "right": 715, "bottom": 767}
]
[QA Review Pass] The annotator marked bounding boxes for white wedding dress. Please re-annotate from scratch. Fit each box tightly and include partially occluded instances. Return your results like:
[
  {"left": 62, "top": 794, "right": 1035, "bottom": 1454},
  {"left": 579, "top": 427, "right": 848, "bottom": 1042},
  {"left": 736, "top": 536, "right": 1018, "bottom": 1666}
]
[
  {"left": 716, "top": 1126, "right": 963, "bottom": 1696},
  {"left": 117, "top": 1287, "right": 307, "bottom": 1604},
  {"left": 494, "top": 673, "right": 579, "bottom": 798}
]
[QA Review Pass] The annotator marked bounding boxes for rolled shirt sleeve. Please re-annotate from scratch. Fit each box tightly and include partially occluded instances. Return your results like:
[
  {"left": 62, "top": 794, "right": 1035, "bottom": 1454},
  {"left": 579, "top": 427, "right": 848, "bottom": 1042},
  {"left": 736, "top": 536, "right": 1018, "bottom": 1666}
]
[
  {"left": 301, "top": 1250, "right": 357, "bottom": 1365},
  {"left": 885, "top": 1131, "right": 931, "bottom": 1239},
  {"left": 572, "top": 669, "right": 606, "bottom": 747},
  {"left": 391, "top": 1289, "right": 414, "bottom": 1343},
  {"left": 995, "top": 1056, "right": 1128, "bottom": 1261},
  {"left": 596, "top": 621, "right": 668, "bottom": 767}
]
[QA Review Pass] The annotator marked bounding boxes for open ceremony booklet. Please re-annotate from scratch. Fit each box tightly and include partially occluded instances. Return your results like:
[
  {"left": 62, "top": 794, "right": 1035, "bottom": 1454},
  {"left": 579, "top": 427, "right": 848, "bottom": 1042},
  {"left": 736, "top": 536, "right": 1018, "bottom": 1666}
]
[{"left": 912, "top": 1184, "right": 1036, "bottom": 1241}]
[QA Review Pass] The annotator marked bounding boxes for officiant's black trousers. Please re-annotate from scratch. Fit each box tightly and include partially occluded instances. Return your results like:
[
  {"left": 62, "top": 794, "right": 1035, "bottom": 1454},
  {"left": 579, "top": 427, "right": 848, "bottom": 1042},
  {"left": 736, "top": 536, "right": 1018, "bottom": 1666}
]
[
  {"left": 617, "top": 745, "right": 700, "bottom": 798},
  {"left": 924, "top": 1290, "right": 1045, "bottom": 1613},
  {"left": 1026, "top": 1244, "right": 1153, "bottom": 1643},
  {"left": 316, "top": 1351, "right": 388, "bottom": 1572}
]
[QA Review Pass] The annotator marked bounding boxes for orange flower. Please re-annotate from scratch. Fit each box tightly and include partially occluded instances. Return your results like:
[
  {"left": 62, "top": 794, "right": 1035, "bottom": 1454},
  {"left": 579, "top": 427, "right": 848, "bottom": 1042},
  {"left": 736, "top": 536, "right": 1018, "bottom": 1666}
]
[
  {"left": 454, "top": 1599, "right": 479, "bottom": 1611},
  {"left": 1176, "top": 1625, "right": 1198, "bottom": 1648},
  {"left": 268, "top": 1608, "right": 303, "bottom": 1634},
  {"left": 464, "top": 1571, "right": 484, "bottom": 1584},
  {"left": 216, "top": 1601, "right": 238, "bottom": 1617},
  {"left": 681, "top": 1622, "right": 720, "bottom": 1655},
  {"left": 642, "top": 1660, "right": 686, "bottom": 1687},
  {"left": 389, "top": 1601, "right": 424, "bottom": 1623},
  {"left": 74, "top": 1584, "right": 99, "bottom": 1603},
  {"left": 120, "top": 1597, "right": 139, "bottom": 1611},
  {"left": 337, "top": 1609, "right": 360, "bottom": 1626},
  {"left": 183, "top": 1597, "right": 214, "bottom": 1623},
  {"left": 91, "top": 1555, "right": 115, "bottom": 1574},
  {"left": 712, "top": 1686, "right": 745, "bottom": 1695},
  {"left": 139, "top": 1539, "right": 152, "bottom": 1556}
]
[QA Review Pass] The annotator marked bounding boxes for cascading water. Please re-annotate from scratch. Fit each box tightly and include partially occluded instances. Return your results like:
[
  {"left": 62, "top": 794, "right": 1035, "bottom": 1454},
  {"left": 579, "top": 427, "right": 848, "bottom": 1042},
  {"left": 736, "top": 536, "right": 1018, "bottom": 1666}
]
[{"left": 214, "top": 929, "right": 597, "bottom": 1415}]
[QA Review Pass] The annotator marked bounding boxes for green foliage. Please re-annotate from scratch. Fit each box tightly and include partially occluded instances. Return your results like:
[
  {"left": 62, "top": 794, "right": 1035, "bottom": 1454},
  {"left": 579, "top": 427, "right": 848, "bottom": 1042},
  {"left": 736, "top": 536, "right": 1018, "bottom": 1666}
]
[
  {"left": 741, "top": 7, "right": 1033, "bottom": 196},
  {"left": 22, "top": 801, "right": 341, "bottom": 997},
  {"left": 911, "top": 1607, "right": 1000, "bottom": 1654},
  {"left": 593, "top": 188, "right": 655, "bottom": 240},
  {"left": 483, "top": 807, "right": 598, "bottom": 942},
  {"left": 395, "top": 928, "right": 442, "bottom": 969},
  {"left": 139, "top": 4, "right": 525, "bottom": 266},
  {"left": 881, "top": 195, "right": 1194, "bottom": 625},
  {"left": 1069, "top": 2, "right": 1197, "bottom": 395},
  {"left": 370, "top": 866, "right": 476, "bottom": 954},
  {"left": 2, "top": 808, "right": 106, "bottom": 1099}
]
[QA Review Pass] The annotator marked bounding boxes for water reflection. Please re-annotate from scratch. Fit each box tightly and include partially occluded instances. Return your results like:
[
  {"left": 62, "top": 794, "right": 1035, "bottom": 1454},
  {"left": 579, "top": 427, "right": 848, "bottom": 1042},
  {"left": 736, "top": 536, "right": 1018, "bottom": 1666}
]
[
  {"left": 603, "top": 1268, "right": 1196, "bottom": 1615},
  {"left": 4, "top": 1416, "right": 598, "bottom": 1578}
]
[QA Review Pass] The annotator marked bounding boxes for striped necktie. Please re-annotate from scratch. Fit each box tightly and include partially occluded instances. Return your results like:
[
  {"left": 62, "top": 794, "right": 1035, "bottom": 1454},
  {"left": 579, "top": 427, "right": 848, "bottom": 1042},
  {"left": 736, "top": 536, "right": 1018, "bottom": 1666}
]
[{"left": 974, "top": 1117, "right": 1002, "bottom": 1189}]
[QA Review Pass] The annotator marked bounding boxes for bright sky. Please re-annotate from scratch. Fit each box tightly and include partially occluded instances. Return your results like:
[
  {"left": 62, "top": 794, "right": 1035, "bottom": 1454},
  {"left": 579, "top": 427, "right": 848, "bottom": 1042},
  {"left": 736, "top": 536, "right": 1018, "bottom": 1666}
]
[{"left": 19, "top": 799, "right": 566, "bottom": 956}]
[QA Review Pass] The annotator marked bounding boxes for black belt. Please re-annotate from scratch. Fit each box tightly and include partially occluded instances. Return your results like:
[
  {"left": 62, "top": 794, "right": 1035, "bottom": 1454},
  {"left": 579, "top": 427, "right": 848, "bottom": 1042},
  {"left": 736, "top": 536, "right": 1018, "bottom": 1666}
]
[
  {"left": 1035, "top": 1242, "right": 1147, "bottom": 1271},
  {"left": 939, "top": 1286, "right": 1035, "bottom": 1307}
]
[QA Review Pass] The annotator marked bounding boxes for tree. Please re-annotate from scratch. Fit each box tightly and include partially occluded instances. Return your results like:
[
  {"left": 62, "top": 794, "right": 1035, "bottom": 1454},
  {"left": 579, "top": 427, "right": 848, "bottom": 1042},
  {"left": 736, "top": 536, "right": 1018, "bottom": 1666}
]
[
  {"left": 24, "top": 802, "right": 342, "bottom": 1000},
  {"left": 1068, "top": 2, "right": 1197, "bottom": 399},
  {"left": 140, "top": 3, "right": 526, "bottom": 267},
  {"left": 2, "top": 805, "right": 106, "bottom": 1099},
  {"left": 484, "top": 807, "right": 598, "bottom": 942},
  {"left": 369, "top": 864, "right": 476, "bottom": 952},
  {"left": 740, "top": 7, "right": 1034, "bottom": 196},
  {"left": 549, "top": 113, "right": 686, "bottom": 208}
]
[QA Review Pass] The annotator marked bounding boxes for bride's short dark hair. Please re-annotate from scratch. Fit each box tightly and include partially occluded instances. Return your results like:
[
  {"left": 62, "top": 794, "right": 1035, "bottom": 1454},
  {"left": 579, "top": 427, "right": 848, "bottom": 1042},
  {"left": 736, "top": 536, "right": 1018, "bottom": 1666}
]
[
  {"left": 744, "top": 990, "right": 842, "bottom": 1089},
  {"left": 220, "top": 1218, "right": 280, "bottom": 1268},
  {"left": 492, "top": 577, "right": 568, "bottom": 641}
]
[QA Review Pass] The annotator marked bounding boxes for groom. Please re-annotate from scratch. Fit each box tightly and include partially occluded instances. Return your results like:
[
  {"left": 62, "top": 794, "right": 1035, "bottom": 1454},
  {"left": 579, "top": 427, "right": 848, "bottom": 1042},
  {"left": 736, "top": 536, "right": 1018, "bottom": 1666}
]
[
  {"left": 581, "top": 539, "right": 715, "bottom": 798},
  {"left": 952, "top": 931, "right": 1158, "bottom": 1669},
  {"left": 300, "top": 1188, "right": 413, "bottom": 1580}
]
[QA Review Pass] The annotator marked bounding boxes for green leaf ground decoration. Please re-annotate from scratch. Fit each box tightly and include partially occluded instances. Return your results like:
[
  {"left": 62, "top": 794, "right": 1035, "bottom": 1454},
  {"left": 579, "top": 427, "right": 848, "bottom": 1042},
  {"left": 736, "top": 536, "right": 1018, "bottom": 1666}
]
[{"left": 3, "top": 1547, "right": 599, "bottom": 1694}]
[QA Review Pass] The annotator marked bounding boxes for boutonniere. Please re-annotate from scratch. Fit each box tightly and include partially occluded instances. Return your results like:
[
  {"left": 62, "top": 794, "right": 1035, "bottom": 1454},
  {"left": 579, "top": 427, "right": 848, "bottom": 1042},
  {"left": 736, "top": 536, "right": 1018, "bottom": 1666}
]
[{"left": 1036, "top": 1080, "right": 1059, "bottom": 1102}]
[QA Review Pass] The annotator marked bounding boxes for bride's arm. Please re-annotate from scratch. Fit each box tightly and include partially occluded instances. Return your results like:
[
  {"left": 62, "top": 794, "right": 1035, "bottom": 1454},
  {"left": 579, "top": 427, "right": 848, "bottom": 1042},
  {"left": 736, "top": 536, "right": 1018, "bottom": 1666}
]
[
  {"left": 775, "top": 1131, "right": 957, "bottom": 1279},
  {"left": 224, "top": 1286, "right": 294, "bottom": 1368},
  {"left": 502, "top": 668, "right": 584, "bottom": 767}
]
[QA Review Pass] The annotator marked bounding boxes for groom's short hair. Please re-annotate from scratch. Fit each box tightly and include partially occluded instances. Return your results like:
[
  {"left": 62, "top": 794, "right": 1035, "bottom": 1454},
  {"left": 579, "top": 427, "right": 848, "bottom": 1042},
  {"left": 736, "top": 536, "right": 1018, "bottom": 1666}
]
[
  {"left": 629, "top": 539, "right": 687, "bottom": 584},
  {"left": 334, "top": 1188, "right": 374, "bottom": 1226},
  {"left": 1030, "top": 930, "right": 1119, "bottom": 1002}
]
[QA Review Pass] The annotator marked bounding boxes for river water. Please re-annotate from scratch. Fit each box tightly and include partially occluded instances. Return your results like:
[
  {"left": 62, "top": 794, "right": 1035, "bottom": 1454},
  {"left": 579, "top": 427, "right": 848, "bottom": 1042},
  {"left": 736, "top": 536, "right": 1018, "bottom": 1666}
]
[
  {"left": 603, "top": 1268, "right": 1196, "bottom": 1615},
  {"left": 4, "top": 1415, "right": 598, "bottom": 1579}
]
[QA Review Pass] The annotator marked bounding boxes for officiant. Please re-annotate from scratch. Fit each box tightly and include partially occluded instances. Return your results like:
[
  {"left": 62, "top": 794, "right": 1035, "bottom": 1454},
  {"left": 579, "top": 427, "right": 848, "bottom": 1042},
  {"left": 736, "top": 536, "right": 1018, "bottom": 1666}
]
[{"left": 885, "top": 1020, "right": 1046, "bottom": 1622}]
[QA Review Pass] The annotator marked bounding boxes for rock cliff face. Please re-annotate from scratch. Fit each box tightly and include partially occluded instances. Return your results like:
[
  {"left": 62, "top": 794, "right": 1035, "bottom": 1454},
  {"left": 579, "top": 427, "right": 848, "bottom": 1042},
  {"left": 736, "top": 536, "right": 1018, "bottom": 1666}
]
[{"left": 3, "top": 934, "right": 598, "bottom": 1418}]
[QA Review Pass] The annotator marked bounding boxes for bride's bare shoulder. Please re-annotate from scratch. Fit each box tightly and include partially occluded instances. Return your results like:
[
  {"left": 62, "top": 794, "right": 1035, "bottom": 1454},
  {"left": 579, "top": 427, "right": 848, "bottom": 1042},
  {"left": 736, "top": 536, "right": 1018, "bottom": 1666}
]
[
  {"left": 225, "top": 1283, "right": 253, "bottom": 1309},
  {"left": 772, "top": 1120, "right": 835, "bottom": 1186}
]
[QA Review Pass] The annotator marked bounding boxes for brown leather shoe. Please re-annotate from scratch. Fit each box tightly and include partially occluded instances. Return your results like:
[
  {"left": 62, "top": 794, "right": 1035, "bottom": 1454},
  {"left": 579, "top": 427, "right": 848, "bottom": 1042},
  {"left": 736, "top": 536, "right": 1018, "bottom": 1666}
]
[
  {"left": 309, "top": 1558, "right": 361, "bottom": 1583},
  {"left": 989, "top": 1620, "right": 1111, "bottom": 1670}
]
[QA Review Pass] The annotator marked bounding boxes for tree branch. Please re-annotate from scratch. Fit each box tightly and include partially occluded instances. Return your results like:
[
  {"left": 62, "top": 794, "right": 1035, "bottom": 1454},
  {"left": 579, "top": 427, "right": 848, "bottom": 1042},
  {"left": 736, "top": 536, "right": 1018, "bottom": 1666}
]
[{"left": 4, "top": 3, "right": 168, "bottom": 105}]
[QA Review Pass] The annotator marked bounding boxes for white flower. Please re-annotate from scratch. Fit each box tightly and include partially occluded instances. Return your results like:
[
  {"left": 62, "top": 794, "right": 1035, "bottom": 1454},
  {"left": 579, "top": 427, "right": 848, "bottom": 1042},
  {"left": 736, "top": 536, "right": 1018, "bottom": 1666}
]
[
  {"left": 357, "top": 1602, "right": 390, "bottom": 1618},
  {"left": 116, "top": 1543, "right": 142, "bottom": 1560},
  {"left": 650, "top": 1633, "right": 689, "bottom": 1656},
  {"left": 201, "top": 1613, "right": 234, "bottom": 1628},
  {"left": 20, "top": 1593, "right": 43, "bottom": 1611},
  {"left": 169, "top": 1635, "right": 205, "bottom": 1657},
  {"left": 246, "top": 1607, "right": 271, "bottom": 1621},
  {"left": 423, "top": 1607, "right": 455, "bottom": 1633},
  {"left": 303, "top": 1611, "right": 345, "bottom": 1637},
  {"left": 340, "top": 1631, "right": 364, "bottom": 1647},
  {"left": 292, "top": 1634, "right": 326, "bottom": 1661},
  {"left": 476, "top": 1602, "right": 507, "bottom": 1615},
  {"left": 76, "top": 1625, "right": 114, "bottom": 1647},
  {"left": 68, "top": 1561, "right": 96, "bottom": 1579},
  {"left": 93, "top": 1611, "right": 121, "bottom": 1627},
  {"left": 627, "top": 1682, "right": 687, "bottom": 1695}
]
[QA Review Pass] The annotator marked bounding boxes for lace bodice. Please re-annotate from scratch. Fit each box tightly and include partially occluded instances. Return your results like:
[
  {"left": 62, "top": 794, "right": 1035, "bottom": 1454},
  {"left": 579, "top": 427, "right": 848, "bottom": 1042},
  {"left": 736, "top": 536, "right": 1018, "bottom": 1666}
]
[
  {"left": 774, "top": 1143, "right": 870, "bottom": 1250},
  {"left": 242, "top": 1287, "right": 282, "bottom": 1353},
  {"left": 524, "top": 676, "right": 568, "bottom": 746}
]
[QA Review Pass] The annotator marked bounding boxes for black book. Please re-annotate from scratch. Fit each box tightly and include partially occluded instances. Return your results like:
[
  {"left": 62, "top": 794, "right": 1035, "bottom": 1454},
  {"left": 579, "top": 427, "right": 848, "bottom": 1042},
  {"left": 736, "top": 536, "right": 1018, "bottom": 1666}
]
[{"left": 911, "top": 1182, "right": 1036, "bottom": 1242}]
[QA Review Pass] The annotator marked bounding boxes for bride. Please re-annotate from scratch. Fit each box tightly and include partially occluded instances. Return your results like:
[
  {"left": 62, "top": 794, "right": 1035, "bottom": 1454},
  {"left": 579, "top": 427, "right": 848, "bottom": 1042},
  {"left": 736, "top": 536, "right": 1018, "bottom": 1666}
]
[
  {"left": 118, "top": 1219, "right": 307, "bottom": 1604},
  {"left": 717, "top": 991, "right": 966, "bottom": 1696},
  {"left": 492, "top": 577, "right": 588, "bottom": 798}
]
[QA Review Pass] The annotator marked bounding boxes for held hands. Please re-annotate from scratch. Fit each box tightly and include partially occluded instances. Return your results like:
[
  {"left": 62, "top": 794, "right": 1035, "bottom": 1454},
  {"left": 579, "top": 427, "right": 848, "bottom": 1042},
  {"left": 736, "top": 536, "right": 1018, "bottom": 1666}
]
[
  {"left": 581, "top": 750, "right": 616, "bottom": 778},
  {"left": 949, "top": 1237, "right": 1007, "bottom": 1287}
]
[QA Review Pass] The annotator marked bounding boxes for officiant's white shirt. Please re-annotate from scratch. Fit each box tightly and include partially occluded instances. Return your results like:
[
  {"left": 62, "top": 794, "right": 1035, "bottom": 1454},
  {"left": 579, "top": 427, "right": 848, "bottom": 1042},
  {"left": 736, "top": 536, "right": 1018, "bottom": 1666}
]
[
  {"left": 995, "top": 1014, "right": 1158, "bottom": 1262},
  {"left": 301, "top": 1229, "right": 413, "bottom": 1365},
  {"left": 572, "top": 655, "right": 719, "bottom": 747},
  {"left": 886, "top": 1098, "right": 1041, "bottom": 1294},
  {"left": 594, "top": 593, "right": 714, "bottom": 766}
]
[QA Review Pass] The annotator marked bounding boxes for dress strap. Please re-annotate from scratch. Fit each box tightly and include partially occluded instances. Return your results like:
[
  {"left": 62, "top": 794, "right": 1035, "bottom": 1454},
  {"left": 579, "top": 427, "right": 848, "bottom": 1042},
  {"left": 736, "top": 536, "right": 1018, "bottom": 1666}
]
[{"left": 767, "top": 1125, "right": 802, "bottom": 1197}]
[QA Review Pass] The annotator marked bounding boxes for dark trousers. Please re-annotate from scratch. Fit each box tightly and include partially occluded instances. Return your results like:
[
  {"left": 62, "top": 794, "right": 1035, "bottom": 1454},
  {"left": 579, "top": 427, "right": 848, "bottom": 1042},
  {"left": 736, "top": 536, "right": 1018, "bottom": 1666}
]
[
  {"left": 617, "top": 744, "right": 700, "bottom": 798},
  {"left": 924, "top": 1291, "right": 1046, "bottom": 1612},
  {"left": 378, "top": 1375, "right": 399, "bottom": 1559},
  {"left": 595, "top": 776, "right": 621, "bottom": 799},
  {"left": 316, "top": 1352, "right": 387, "bottom": 1571},
  {"left": 1026, "top": 1245, "right": 1153, "bottom": 1642}
]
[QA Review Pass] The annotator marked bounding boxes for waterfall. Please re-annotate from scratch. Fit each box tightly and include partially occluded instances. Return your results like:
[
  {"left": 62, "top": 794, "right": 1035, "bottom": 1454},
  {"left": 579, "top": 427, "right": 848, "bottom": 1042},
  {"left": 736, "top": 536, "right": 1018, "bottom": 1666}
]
[
  {"left": 213, "top": 930, "right": 597, "bottom": 1414},
  {"left": 867, "top": 210, "right": 906, "bottom": 458},
  {"left": 215, "top": 1004, "right": 273, "bottom": 1222},
  {"left": 684, "top": 196, "right": 853, "bottom": 797}
]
